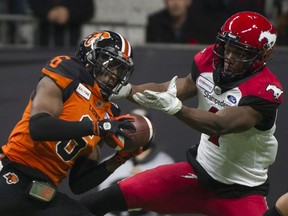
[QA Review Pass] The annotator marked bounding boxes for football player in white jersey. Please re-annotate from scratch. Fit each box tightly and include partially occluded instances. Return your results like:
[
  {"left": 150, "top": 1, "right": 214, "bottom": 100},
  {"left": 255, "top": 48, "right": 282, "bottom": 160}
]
[{"left": 79, "top": 11, "right": 283, "bottom": 216}]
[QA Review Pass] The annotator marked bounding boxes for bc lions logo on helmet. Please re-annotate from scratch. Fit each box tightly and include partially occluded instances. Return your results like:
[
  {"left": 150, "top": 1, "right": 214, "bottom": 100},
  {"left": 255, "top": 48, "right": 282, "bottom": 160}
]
[
  {"left": 266, "top": 84, "right": 283, "bottom": 100},
  {"left": 3, "top": 172, "right": 19, "bottom": 184},
  {"left": 84, "top": 32, "right": 111, "bottom": 47},
  {"left": 258, "top": 31, "right": 277, "bottom": 50}
]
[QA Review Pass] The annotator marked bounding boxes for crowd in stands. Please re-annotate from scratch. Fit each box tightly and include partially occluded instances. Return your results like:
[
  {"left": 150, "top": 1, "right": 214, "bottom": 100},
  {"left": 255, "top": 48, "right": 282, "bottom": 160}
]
[{"left": 0, "top": 0, "right": 288, "bottom": 47}]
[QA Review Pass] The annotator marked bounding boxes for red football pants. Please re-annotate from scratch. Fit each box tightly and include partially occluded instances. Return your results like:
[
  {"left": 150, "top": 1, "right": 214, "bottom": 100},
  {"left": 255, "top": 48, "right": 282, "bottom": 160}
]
[{"left": 119, "top": 162, "right": 268, "bottom": 216}]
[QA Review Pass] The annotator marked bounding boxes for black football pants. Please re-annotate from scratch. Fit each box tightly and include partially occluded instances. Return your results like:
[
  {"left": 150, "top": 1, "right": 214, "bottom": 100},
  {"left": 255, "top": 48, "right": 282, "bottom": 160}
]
[{"left": 0, "top": 163, "right": 94, "bottom": 216}]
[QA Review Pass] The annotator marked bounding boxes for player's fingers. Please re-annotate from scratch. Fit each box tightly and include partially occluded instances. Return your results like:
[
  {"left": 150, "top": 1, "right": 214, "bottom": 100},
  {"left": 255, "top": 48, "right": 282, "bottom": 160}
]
[
  {"left": 167, "top": 76, "right": 178, "bottom": 95},
  {"left": 117, "top": 130, "right": 133, "bottom": 141},
  {"left": 132, "top": 93, "right": 149, "bottom": 106},
  {"left": 143, "top": 90, "right": 159, "bottom": 99}
]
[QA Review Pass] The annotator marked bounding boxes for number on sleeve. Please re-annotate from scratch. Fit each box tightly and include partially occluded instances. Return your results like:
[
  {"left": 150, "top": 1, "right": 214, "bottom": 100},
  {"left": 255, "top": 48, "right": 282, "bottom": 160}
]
[{"left": 49, "top": 56, "right": 71, "bottom": 68}]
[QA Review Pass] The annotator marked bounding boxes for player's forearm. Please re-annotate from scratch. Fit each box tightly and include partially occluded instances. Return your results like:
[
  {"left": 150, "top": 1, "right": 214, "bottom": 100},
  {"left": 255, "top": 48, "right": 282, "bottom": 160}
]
[
  {"left": 128, "top": 82, "right": 168, "bottom": 99},
  {"left": 175, "top": 105, "right": 227, "bottom": 136},
  {"left": 29, "top": 113, "right": 94, "bottom": 141},
  {"left": 69, "top": 156, "right": 123, "bottom": 194}
]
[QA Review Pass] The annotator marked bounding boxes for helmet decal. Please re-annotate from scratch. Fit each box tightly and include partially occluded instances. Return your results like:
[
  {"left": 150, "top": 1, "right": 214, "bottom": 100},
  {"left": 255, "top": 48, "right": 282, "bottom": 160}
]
[
  {"left": 258, "top": 30, "right": 277, "bottom": 50},
  {"left": 84, "top": 32, "right": 111, "bottom": 47},
  {"left": 117, "top": 33, "right": 132, "bottom": 60}
]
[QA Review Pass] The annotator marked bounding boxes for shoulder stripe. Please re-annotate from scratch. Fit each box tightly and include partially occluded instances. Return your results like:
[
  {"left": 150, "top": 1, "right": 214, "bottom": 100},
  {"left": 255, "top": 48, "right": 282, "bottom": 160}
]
[{"left": 42, "top": 68, "right": 73, "bottom": 89}]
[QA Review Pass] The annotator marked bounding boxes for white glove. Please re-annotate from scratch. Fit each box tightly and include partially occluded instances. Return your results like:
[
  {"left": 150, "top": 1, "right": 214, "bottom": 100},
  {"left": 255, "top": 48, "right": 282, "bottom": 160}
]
[
  {"left": 132, "top": 76, "right": 182, "bottom": 115},
  {"left": 109, "top": 83, "right": 132, "bottom": 100}
]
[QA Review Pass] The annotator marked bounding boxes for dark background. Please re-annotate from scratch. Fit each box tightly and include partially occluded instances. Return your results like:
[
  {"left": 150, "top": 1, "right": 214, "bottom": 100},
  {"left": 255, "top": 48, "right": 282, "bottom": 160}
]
[{"left": 0, "top": 45, "right": 287, "bottom": 210}]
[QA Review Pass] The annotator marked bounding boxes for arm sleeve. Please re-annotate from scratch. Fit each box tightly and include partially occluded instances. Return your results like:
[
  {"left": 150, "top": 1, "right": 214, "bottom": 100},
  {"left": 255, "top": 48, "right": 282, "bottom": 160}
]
[
  {"left": 69, "top": 157, "right": 115, "bottom": 194},
  {"left": 29, "top": 113, "right": 94, "bottom": 141}
]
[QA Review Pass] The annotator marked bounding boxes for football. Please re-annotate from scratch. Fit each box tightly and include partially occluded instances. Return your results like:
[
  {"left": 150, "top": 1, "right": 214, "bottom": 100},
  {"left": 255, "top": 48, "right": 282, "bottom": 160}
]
[{"left": 103, "top": 114, "right": 154, "bottom": 152}]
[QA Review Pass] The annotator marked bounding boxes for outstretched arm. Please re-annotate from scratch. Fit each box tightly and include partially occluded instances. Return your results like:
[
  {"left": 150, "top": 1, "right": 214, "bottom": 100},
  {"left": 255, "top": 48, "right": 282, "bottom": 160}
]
[
  {"left": 175, "top": 105, "right": 262, "bottom": 136},
  {"left": 129, "top": 73, "right": 197, "bottom": 101},
  {"left": 127, "top": 74, "right": 263, "bottom": 135}
]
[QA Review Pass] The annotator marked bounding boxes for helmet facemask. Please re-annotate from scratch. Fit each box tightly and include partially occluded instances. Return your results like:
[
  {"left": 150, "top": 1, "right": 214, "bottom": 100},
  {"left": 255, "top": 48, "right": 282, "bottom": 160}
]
[
  {"left": 86, "top": 46, "right": 133, "bottom": 99},
  {"left": 213, "top": 32, "right": 265, "bottom": 87}
]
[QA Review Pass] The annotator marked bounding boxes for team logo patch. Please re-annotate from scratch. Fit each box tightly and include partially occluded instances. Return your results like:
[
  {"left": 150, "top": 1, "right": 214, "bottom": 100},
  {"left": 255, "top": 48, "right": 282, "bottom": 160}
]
[
  {"left": 258, "top": 31, "right": 276, "bottom": 50},
  {"left": 266, "top": 84, "right": 283, "bottom": 100},
  {"left": 3, "top": 172, "right": 19, "bottom": 184}
]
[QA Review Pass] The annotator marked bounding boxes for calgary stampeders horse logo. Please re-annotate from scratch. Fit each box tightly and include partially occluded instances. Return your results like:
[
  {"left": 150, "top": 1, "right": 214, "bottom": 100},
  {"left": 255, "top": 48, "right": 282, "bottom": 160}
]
[
  {"left": 84, "top": 32, "right": 111, "bottom": 47},
  {"left": 258, "top": 30, "right": 277, "bottom": 50},
  {"left": 3, "top": 172, "right": 19, "bottom": 184},
  {"left": 266, "top": 84, "right": 283, "bottom": 100}
]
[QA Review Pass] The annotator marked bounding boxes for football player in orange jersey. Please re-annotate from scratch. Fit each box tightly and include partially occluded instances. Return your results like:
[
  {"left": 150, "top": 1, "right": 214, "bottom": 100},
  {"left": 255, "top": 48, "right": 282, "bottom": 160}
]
[{"left": 0, "top": 30, "right": 140, "bottom": 216}]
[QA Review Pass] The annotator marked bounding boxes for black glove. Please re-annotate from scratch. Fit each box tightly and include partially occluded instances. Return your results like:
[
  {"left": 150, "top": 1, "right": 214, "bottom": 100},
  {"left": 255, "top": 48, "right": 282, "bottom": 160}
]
[{"left": 93, "top": 115, "right": 136, "bottom": 148}]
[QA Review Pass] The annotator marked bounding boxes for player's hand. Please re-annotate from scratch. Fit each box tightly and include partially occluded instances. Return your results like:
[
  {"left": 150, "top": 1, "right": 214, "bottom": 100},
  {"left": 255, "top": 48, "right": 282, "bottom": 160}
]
[
  {"left": 109, "top": 83, "right": 132, "bottom": 100},
  {"left": 132, "top": 76, "right": 182, "bottom": 115},
  {"left": 114, "top": 147, "right": 143, "bottom": 164},
  {"left": 94, "top": 115, "right": 136, "bottom": 148}
]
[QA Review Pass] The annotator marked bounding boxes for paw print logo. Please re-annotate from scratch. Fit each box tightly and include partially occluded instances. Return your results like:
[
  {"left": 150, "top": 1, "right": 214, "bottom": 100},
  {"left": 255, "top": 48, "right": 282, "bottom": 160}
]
[{"left": 3, "top": 172, "right": 19, "bottom": 184}]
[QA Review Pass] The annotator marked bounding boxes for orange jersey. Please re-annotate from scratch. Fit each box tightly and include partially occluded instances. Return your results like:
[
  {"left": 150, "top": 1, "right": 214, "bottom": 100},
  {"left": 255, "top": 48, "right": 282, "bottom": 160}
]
[{"left": 2, "top": 55, "right": 115, "bottom": 185}]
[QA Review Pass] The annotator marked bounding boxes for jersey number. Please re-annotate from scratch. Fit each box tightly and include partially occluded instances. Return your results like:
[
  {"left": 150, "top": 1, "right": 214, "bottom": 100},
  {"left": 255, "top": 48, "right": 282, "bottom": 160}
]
[
  {"left": 49, "top": 56, "right": 71, "bottom": 68},
  {"left": 208, "top": 107, "right": 220, "bottom": 146},
  {"left": 56, "top": 116, "right": 92, "bottom": 161}
]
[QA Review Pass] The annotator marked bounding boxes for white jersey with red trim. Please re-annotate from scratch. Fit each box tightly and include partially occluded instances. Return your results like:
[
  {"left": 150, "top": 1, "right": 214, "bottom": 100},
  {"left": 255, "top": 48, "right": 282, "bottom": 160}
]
[{"left": 192, "top": 45, "right": 283, "bottom": 187}]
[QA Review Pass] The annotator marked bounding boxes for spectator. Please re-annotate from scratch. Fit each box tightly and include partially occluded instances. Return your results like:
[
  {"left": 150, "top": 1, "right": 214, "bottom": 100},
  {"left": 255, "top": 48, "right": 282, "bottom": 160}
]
[
  {"left": 146, "top": 0, "right": 211, "bottom": 44},
  {"left": 97, "top": 108, "right": 175, "bottom": 216},
  {"left": 0, "top": 0, "right": 30, "bottom": 44},
  {"left": 28, "top": 0, "right": 94, "bottom": 47}
]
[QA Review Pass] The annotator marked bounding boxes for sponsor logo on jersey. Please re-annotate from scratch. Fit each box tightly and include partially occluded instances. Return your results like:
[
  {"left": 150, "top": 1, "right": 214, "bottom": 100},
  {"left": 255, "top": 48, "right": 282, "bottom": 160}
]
[
  {"left": 3, "top": 172, "right": 19, "bottom": 184},
  {"left": 266, "top": 84, "right": 283, "bottom": 100},
  {"left": 76, "top": 83, "right": 91, "bottom": 100},
  {"left": 203, "top": 91, "right": 230, "bottom": 108},
  {"left": 197, "top": 75, "right": 214, "bottom": 93},
  {"left": 227, "top": 95, "right": 237, "bottom": 104}
]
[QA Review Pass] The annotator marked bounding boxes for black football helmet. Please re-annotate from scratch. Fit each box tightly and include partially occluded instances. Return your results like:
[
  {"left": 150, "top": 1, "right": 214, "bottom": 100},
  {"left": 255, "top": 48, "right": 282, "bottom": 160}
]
[
  {"left": 213, "top": 11, "right": 277, "bottom": 93},
  {"left": 77, "top": 30, "right": 134, "bottom": 99}
]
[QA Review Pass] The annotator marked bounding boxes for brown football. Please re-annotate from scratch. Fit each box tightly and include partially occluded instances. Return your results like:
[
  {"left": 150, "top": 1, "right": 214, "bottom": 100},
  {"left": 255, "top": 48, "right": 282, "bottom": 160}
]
[{"left": 103, "top": 114, "right": 154, "bottom": 152}]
